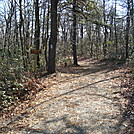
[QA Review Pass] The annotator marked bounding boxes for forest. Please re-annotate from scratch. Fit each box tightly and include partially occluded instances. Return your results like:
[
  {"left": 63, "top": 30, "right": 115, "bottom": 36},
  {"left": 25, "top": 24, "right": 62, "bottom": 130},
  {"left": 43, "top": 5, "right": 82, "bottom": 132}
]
[{"left": 0, "top": 0, "right": 134, "bottom": 133}]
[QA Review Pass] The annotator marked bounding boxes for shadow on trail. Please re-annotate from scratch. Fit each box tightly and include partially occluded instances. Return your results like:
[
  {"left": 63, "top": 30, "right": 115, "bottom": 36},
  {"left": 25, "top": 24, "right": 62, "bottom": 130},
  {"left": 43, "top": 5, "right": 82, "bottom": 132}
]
[
  {"left": 111, "top": 87, "right": 134, "bottom": 133},
  {"left": 32, "top": 76, "right": 120, "bottom": 108},
  {"left": 20, "top": 115, "right": 87, "bottom": 134},
  {"left": 1, "top": 75, "right": 120, "bottom": 131},
  {"left": 1, "top": 115, "right": 87, "bottom": 134},
  {"left": 51, "top": 59, "right": 123, "bottom": 88},
  {"left": 111, "top": 106, "right": 134, "bottom": 134},
  {"left": 0, "top": 59, "right": 124, "bottom": 133},
  {"left": 57, "top": 59, "right": 123, "bottom": 75},
  {"left": 17, "top": 108, "right": 120, "bottom": 134}
]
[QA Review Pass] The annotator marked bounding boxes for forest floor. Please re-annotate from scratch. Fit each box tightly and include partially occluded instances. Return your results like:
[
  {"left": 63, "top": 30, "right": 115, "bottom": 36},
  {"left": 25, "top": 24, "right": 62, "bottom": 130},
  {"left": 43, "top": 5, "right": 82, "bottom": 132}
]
[{"left": 0, "top": 58, "right": 133, "bottom": 134}]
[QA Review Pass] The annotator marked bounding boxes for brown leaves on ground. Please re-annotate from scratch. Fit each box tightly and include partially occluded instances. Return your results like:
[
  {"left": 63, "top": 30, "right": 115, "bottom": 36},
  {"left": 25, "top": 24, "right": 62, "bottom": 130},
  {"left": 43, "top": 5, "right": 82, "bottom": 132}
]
[
  {"left": 0, "top": 58, "right": 134, "bottom": 134},
  {"left": 120, "top": 67, "right": 134, "bottom": 134},
  {"left": 0, "top": 78, "right": 46, "bottom": 120},
  {"left": 24, "top": 78, "right": 46, "bottom": 95}
]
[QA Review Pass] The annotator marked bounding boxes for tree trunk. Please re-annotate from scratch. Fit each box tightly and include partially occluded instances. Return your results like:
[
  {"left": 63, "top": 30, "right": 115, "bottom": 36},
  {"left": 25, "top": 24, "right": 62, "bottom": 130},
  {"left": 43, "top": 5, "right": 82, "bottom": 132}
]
[
  {"left": 72, "top": 0, "right": 78, "bottom": 65},
  {"left": 14, "top": 0, "right": 19, "bottom": 55},
  {"left": 103, "top": 0, "right": 107, "bottom": 57},
  {"left": 45, "top": 1, "right": 50, "bottom": 70},
  {"left": 114, "top": 0, "right": 118, "bottom": 57},
  {"left": 34, "top": 0, "right": 40, "bottom": 67},
  {"left": 125, "top": 0, "right": 130, "bottom": 59},
  {"left": 80, "top": 23, "right": 84, "bottom": 56},
  {"left": 19, "top": 0, "right": 26, "bottom": 68},
  {"left": 130, "top": 0, "right": 134, "bottom": 45},
  {"left": 47, "top": 0, "right": 59, "bottom": 74}
]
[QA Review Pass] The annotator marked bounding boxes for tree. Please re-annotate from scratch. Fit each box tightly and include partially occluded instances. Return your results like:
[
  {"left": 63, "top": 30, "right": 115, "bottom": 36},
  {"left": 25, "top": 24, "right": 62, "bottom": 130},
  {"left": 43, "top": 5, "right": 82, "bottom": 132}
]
[
  {"left": 130, "top": 0, "right": 134, "bottom": 47},
  {"left": 102, "top": 0, "right": 108, "bottom": 57},
  {"left": 114, "top": 0, "right": 118, "bottom": 56},
  {"left": 34, "top": 0, "right": 40, "bottom": 67},
  {"left": 72, "top": 0, "right": 78, "bottom": 65},
  {"left": 19, "top": 0, "right": 26, "bottom": 68},
  {"left": 125, "top": 0, "right": 130, "bottom": 59},
  {"left": 41, "top": 0, "right": 50, "bottom": 70},
  {"left": 47, "top": 0, "right": 59, "bottom": 74}
]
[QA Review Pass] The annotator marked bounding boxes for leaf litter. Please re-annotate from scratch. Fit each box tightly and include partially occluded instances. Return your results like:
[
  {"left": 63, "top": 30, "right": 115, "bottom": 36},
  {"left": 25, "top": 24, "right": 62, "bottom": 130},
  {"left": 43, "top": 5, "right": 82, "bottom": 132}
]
[{"left": 0, "top": 58, "right": 133, "bottom": 134}]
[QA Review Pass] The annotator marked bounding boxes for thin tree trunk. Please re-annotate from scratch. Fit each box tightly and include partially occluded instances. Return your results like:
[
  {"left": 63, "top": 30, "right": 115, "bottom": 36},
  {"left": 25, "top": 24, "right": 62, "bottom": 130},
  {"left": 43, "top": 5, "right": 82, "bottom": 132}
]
[
  {"left": 30, "top": 3, "right": 34, "bottom": 47},
  {"left": 130, "top": 0, "right": 134, "bottom": 45},
  {"left": 80, "top": 23, "right": 84, "bottom": 56},
  {"left": 72, "top": 0, "right": 78, "bottom": 65},
  {"left": 114, "top": 0, "right": 118, "bottom": 57},
  {"left": 14, "top": 0, "right": 19, "bottom": 55},
  {"left": 125, "top": 0, "right": 130, "bottom": 59},
  {"left": 34, "top": 0, "right": 40, "bottom": 67},
  {"left": 103, "top": 0, "right": 107, "bottom": 57},
  {"left": 19, "top": 0, "right": 25, "bottom": 68},
  {"left": 45, "top": 0, "right": 50, "bottom": 70}
]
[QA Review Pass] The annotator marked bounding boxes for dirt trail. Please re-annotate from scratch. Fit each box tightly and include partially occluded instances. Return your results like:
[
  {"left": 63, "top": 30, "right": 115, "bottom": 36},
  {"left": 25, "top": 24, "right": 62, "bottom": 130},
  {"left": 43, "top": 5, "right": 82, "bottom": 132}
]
[{"left": 0, "top": 59, "right": 126, "bottom": 134}]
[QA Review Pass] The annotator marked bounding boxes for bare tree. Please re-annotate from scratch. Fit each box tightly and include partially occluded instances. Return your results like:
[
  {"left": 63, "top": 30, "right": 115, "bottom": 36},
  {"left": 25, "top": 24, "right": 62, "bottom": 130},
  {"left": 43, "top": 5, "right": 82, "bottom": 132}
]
[
  {"left": 103, "top": 0, "right": 107, "bottom": 57},
  {"left": 125, "top": 0, "right": 131, "bottom": 59},
  {"left": 130, "top": 0, "right": 134, "bottom": 46},
  {"left": 72, "top": 0, "right": 78, "bottom": 65},
  {"left": 114, "top": 0, "right": 118, "bottom": 56},
  {"left": 47, "top": 0, "right": 59, "bottom": 74},
  {"left": 34, "top": 0, "right": 40, "bottom": 67}
]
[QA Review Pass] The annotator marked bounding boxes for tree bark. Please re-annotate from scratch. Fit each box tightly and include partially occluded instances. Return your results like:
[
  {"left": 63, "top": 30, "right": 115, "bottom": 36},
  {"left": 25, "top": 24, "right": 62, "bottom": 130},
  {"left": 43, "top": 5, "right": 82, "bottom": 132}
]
[
  {"left": 80, "top": 22, "right": 84, "bottom": 56},
  {"left": 72, "top": 0, "right": 78, "bottom": 65},
  {"left": 45, "top": 1, "right": 50, "bottom": 70},
  {"left": 103, "top": 0, "right": 107, "bottom": 57},
  {"left": 130, "top": 0, "right": 134, "bottom": 45},
  {"left": 47, "top": 0, "right": 59, "bottom": 74},
  {"left": 114, "top": 0, "right": 118, "bottom": 56},
  {"left": 19, "top": 0, "right": 26, "bottom": 68},
  {"left": 125, "top": 0, "right": 130, "bottom": 59},
  {"left": 34, "top": 0, "right": 40, "bottom": 67}
]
